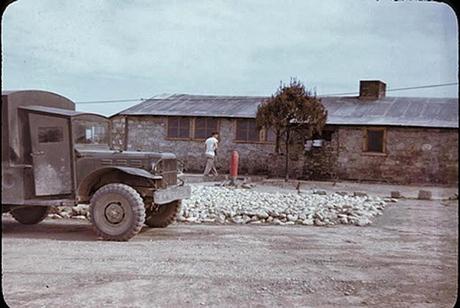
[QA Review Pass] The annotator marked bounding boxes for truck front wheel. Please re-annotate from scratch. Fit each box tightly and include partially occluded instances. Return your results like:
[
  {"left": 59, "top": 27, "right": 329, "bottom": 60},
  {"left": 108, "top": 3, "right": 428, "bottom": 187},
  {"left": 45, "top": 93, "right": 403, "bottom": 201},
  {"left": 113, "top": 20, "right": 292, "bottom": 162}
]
[
  {"left": 11, "top": 206, "right": 49, "bottom": 225},
  {"left": 145, "top": 200, "right": 181, "bottom": 228},
  {"left": 89, "top": 184, "right": 145, "bottom": 241}
]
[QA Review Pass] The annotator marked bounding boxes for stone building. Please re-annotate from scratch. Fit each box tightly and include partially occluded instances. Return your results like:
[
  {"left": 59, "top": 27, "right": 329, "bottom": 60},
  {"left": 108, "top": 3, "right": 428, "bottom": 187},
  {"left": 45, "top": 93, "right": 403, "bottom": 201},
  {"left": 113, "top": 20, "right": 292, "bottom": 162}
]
[{"left": 110, "top": 80, "right": 458, "bottom": 185}]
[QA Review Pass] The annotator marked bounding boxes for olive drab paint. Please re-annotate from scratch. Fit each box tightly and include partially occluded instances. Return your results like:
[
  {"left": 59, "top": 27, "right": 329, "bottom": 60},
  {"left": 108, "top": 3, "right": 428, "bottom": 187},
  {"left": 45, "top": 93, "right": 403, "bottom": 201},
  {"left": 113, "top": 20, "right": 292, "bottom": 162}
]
[{"left": 1, "top": 90, "right": 190, "bottom": 241}]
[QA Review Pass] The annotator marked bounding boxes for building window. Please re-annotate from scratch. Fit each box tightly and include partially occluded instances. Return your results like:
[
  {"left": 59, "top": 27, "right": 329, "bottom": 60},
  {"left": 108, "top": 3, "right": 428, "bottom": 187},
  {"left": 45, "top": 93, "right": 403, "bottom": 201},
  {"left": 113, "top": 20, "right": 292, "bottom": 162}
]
[
  {"left": 167, "top": 117, "right": 190, "bottom": 139},
  {"left": 364, "top": 128, "right": 386, "bottom": 153},
  {"left": 235, "top": 119, "right": 259, "bottom": 142},
  {"left": 194, "top": 118, "right": 219, "bottom": 139}
]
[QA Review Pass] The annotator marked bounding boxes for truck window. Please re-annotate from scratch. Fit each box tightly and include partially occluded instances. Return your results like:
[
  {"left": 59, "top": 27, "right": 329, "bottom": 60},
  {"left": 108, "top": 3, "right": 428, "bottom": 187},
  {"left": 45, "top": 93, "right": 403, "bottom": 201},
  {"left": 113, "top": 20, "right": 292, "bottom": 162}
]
[
  {"left": 38, "top": 127, "right": 64, "bottom": 143},
  {"left": 73, "top": 120, "right": 108, "bottom": 145}
]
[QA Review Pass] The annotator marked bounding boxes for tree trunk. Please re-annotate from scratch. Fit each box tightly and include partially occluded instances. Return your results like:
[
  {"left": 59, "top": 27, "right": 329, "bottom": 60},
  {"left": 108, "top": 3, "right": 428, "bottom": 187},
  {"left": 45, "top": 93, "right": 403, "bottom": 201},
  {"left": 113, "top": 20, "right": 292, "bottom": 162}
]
[
  {"left": 284, "top": 129, "right": 290, "bottom": 182},
  {"left": 275, "top": 130, "right": 280, "bottom": 154}
]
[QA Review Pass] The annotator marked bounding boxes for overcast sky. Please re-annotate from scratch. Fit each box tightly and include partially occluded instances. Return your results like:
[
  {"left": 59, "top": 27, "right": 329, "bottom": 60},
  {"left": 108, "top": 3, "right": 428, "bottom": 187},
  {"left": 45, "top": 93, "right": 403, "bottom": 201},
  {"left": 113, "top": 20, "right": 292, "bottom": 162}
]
[{"left": 2, "top": 0, "right": 458, "bottom": 116}]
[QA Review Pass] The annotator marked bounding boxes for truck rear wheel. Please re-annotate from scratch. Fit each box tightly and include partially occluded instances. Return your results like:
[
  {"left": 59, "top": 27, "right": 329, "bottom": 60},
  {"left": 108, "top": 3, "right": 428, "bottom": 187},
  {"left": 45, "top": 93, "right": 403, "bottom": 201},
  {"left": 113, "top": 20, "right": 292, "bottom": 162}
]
[
  {"left": 145, "top": 200, "right": 181, "bottom": 228},
  {"left": 89, "top": 184, "right": 145, "bottom": 241},
  {"left": 11, "top": 206, "right": 49, "bottom": 225}
]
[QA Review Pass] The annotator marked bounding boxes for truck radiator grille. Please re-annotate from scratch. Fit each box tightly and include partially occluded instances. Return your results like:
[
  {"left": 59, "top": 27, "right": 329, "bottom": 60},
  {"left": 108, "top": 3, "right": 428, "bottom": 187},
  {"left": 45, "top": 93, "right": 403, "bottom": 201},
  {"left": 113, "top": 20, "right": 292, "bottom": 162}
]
[{"left": 161, "top": 159, "right": 177, "bottom": 185}]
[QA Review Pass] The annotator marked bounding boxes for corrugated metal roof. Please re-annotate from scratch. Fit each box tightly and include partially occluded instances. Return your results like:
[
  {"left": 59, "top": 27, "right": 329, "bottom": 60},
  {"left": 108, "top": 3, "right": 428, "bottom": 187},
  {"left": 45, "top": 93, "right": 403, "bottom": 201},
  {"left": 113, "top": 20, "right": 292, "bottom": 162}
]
[
  {"left": 118, "top": 94, "right": 267, "bottom": 118},
  {"left": 322, "top": 96, "right": 458, "bottom": 128},
  {"left": 116, "top": 94, "right": 458, "bottom": 128}
]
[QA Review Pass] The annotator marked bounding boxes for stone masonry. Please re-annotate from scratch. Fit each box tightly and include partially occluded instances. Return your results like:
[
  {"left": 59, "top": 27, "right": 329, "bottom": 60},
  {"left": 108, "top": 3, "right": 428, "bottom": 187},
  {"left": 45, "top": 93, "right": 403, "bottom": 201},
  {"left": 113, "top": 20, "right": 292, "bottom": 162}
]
[
  {"left": 111, "top": 115, "right": 304, "bottom": 178},
  {"left": 335, "top": 126, "right": 458, "bottom": 185}
]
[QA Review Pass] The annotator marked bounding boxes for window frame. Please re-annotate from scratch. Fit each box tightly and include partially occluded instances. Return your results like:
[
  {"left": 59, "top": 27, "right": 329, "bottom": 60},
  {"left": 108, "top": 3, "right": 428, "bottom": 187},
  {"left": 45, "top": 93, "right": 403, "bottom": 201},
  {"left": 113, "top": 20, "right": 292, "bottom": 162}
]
[
  {"left": 192, "top": 117, "right": 220, "bottom": 141},
  {"left": 233, "top": 118, "right": 275, "bottom": 144},
  {"left": 166, "top": 117, "right": 192, "bottom": 140},
  {"left": 363, "top": 127, "right": 387, "bottom": 155}
]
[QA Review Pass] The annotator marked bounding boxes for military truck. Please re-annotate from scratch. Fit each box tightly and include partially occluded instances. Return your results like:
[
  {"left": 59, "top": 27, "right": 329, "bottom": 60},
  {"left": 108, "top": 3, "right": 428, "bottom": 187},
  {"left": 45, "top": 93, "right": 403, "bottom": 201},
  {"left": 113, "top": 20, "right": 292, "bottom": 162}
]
[{"left": 1, "top": 90, "right": 191, "bottom": 241}]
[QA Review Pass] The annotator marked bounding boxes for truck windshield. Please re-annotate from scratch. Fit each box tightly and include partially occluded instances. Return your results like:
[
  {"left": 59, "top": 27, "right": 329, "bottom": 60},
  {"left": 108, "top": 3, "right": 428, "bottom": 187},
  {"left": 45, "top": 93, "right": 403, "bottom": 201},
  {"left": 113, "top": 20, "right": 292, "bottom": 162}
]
[{"left": 73, "top": 119, "right": 109, "bottom": 145}]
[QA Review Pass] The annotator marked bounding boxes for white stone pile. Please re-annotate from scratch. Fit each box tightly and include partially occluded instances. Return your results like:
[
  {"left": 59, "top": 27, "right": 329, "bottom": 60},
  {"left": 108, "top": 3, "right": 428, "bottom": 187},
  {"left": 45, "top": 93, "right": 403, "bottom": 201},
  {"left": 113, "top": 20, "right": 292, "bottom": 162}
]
[
  {"left": 178, "top": 185, "right": 388, "bottom": 226},
  {"left": 48, "top": 204, "right": 89, "bottom": 220},
  {"left": 45, "top": 185, "right": 389, "bottom": 227}
]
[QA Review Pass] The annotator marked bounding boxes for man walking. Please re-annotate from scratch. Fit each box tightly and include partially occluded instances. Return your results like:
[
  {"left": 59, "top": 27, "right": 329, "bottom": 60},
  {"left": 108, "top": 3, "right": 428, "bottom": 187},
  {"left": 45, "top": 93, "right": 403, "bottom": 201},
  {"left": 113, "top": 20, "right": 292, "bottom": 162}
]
[{"left": 203, "top": 132, "right": 219, "bottom": 176}]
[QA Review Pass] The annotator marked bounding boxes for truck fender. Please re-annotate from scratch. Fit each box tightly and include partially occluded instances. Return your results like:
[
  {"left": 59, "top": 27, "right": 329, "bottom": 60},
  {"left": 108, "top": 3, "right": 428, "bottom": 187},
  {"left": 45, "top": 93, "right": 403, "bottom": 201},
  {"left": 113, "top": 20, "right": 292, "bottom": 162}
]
[{"left": 77, "top": 167, "right": 162, "bottom": 202}]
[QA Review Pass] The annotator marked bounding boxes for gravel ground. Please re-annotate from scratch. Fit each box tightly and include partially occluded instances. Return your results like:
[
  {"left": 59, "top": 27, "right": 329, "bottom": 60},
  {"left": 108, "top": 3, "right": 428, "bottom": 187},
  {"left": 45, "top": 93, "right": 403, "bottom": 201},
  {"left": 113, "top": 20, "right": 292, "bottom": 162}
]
[{"left": 2, "top": 195, "right": 457, "bottom": 307}]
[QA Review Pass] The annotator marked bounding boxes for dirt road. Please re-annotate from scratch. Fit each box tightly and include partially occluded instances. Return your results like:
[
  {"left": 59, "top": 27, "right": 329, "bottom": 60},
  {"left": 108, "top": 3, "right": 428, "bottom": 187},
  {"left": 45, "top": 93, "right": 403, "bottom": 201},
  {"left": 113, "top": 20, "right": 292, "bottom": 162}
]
[{"left": 2, "top": 199, "right": 458, "bottom": 307}]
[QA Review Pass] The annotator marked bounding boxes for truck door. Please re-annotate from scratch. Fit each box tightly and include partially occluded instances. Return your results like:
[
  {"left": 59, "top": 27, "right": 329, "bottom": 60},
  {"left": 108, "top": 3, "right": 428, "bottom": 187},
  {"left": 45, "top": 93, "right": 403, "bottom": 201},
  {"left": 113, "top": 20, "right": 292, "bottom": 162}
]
[{"left": 29, "top": 113, "right": 72, "bottom": 196}]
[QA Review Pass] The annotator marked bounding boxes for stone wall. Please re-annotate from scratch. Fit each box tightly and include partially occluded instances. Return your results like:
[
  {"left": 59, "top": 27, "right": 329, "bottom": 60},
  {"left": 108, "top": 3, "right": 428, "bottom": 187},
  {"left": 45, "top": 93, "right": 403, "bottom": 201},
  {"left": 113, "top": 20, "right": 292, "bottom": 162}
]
[
  {"left": 335, "top": 126, "right": 458, "bottom": 185},
  {"left": 110, "top": 115, "right": 303, "bottom": 177},
  {"left": 110, "top": 116, "right": 458, "bottom": 185},
  {"left": 111, "top": 116, "right": 126, "bottom": 150}
]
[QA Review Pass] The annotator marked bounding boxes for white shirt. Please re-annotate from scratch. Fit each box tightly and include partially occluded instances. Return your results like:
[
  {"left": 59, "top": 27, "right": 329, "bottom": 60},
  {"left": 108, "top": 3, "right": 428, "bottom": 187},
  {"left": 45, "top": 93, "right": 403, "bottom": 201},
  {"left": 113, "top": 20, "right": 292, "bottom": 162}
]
[{"left": 205, "top": 137, "right": 218, "bottom": 157}]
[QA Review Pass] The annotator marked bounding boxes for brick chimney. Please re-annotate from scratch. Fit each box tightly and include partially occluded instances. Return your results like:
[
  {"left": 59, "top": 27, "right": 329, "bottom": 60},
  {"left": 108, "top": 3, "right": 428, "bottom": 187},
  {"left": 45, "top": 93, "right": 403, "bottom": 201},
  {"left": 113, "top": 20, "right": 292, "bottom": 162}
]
[{"left": 359, "top": 80, "right": 386, "bottom": 100}]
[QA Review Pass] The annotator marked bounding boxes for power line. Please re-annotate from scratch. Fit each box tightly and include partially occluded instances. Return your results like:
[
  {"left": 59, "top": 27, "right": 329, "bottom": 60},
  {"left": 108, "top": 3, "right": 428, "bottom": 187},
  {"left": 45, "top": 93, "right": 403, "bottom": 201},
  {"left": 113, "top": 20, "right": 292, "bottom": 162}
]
[
  {"left": 321, "top": 82, "right": 458, "bottom": 96},
  {"left": 390, "top": 82, "right": 458, "bottom": 91},
  {"left": 74, "top": 82, "right": 459, "bottom": 104}
]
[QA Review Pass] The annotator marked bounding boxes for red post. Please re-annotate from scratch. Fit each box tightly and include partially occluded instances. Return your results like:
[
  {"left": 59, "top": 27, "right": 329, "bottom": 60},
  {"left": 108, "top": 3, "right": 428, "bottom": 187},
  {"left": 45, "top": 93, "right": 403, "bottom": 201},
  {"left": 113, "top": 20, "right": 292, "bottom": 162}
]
[{"left": 230, "top": 151, "right": 239, "bottom": 184}]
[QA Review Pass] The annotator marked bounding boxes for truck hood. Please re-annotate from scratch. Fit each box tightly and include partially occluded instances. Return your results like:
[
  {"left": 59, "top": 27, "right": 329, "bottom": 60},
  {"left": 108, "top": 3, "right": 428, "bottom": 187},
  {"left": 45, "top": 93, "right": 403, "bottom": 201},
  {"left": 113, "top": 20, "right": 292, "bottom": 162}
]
[{"left": 75, "top": 148, "right": 176, "bottom": 160}]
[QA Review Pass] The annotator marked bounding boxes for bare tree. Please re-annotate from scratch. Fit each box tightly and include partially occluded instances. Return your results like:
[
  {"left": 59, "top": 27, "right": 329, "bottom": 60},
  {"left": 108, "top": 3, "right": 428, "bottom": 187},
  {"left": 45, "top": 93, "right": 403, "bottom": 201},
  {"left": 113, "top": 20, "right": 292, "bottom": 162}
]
[{"left": 256, "top": 79, "right": 327, "bottom": 181}]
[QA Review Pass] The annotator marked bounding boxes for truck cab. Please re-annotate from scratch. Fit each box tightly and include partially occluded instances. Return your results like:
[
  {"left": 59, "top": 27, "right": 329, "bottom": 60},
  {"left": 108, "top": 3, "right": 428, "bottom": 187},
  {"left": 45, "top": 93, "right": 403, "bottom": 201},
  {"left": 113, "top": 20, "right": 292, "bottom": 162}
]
[{"left": 2, "top": 90, "right": 190, "bottom": 241}]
